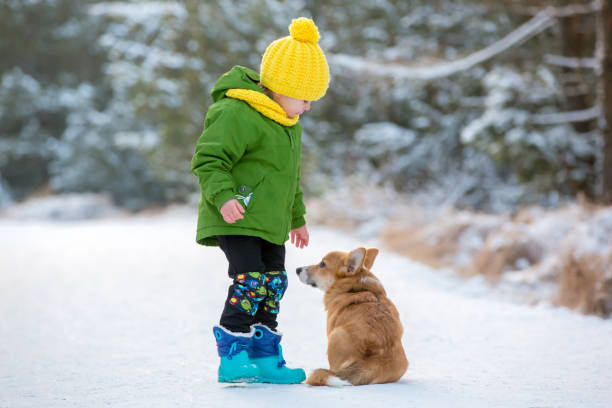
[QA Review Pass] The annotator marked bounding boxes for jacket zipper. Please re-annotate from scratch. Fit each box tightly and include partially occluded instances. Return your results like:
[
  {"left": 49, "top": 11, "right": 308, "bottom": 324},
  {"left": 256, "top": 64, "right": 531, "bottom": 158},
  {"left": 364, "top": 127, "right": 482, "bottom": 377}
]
[
  {"left": 284, "top": 128, "right": 296, "bottom": 237},
  {"left": 285, "top": 129, "right": 294, "bottom": 150}
]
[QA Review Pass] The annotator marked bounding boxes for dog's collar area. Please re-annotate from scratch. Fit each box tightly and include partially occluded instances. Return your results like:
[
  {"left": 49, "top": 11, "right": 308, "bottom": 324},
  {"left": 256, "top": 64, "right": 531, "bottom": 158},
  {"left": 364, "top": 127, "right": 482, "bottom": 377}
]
[
  {"left": 360, "top": 276, "right": 380, "bottom": 286},
  {"left": 346, "top": 286, "right": 380, "bottom": 302}
]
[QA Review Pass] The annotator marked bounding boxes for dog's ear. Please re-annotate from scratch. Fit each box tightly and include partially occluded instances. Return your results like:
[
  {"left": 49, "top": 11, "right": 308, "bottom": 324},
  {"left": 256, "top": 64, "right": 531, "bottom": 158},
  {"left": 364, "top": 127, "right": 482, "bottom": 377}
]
[
  {"left": 343, "top": 247, "right": 366, "bottom": 275},
  {"left": 363, "top": 248, "right": 379, "bottom": 270}
]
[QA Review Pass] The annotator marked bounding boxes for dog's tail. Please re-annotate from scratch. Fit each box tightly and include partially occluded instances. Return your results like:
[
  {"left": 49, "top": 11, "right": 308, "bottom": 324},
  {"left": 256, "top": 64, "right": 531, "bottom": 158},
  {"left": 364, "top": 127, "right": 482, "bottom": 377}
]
[
  {"left": 306, "top": 350, "right": 408, "bottom": 386},
  {"left": 306, "top": 368, "right": 351, "bottom": 387},
  {"left": 306, "top": 361, "right": 379, "bottom": 386}
]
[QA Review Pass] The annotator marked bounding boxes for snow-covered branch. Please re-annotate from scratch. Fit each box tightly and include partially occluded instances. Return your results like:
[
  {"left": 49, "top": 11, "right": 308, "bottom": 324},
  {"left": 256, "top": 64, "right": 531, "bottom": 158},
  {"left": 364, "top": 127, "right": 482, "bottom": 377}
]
[
  {"left": 544, "top": 54, "right": 597, "bottom": 69},
  {"left": 329, "top": 10, "right": 556, "bottom": 81},
  {"left": 514, "top": 1, "right": 602, "bottom": 18},
  {"left": 530, "top": 106, "right": 600, "bottom": 125},
  {"left": 88, "top": 2, "right": 187, "bottom": 22}
]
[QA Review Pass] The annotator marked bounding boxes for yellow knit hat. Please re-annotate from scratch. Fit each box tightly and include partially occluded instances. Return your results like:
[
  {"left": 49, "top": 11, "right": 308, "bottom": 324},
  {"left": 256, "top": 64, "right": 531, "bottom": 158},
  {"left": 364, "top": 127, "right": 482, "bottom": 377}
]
[{"left": 260, "top": 17, "right": 330, "bottom": 101}]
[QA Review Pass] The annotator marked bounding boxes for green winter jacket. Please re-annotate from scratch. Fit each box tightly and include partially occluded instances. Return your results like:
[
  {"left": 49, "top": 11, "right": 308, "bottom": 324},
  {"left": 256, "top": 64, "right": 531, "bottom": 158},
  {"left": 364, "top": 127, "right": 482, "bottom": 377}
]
[{"left": 192, "top": 66, "right": 306, "bottom": 246}]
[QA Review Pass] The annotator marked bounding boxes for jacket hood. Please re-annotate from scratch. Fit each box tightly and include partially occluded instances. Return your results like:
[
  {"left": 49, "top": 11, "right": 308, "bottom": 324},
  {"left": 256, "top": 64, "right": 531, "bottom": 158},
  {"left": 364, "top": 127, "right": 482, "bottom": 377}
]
[{"left": 211, "top": 66, "right": 263, "bottom": 102}]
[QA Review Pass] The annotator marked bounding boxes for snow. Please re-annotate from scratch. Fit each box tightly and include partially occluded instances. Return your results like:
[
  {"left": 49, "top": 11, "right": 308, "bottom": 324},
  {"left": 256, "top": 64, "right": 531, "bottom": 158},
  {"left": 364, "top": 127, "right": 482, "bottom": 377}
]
[
  {"left": 1, "top": 208, "right": 611, "bottom": 407},
  {"left": 0, "top": 193, "right": 120, "bottom": 221},
  {"left": 89, "top": 2, "right": 187, "bottom": 23}
]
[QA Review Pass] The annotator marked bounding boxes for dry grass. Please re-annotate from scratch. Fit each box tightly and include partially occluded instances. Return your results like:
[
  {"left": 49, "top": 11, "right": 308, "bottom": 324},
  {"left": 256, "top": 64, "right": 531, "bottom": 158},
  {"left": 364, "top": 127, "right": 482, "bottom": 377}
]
[
  {"left": 383, "top": 203, "right": 612, "bottom": 317},
  {"left": 381, "top": 223, "right": 460, "bottom": 269},
  {"left": 470, "top": 225, "right": 545, "bottom": 282},
  {"left": 556, "top": 238, "right": 612, "bottom": 317},
  {"left": 306, "top": 182, "right": 427, "bottom": 234},
  {"left": 381, "top": 211, "right": 502, "bottom": 272}
]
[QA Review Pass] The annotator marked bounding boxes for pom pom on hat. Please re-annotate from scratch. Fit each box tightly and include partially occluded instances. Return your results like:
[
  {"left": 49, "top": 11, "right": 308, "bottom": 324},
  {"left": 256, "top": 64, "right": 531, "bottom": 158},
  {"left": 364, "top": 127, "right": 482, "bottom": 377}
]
[
  {"left": 289, "top": 17, "right": 320, "bottom": 43},
  {"left": 260, "top": 17, "right": 329, "bottom": 101}
]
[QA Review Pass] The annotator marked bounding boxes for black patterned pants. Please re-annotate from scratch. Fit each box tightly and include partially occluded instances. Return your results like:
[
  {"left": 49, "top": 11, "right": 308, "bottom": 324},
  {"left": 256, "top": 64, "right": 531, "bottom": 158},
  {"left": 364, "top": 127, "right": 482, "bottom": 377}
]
[{"left": 217, "top": 235, "right": 288, "bottom": 333}]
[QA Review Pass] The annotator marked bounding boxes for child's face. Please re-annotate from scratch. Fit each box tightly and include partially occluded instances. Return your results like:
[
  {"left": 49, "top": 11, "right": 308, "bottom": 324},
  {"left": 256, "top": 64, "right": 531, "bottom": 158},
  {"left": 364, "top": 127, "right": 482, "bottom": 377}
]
[{"left": 272, "top": 92, "right": 312, "bottom": 118}]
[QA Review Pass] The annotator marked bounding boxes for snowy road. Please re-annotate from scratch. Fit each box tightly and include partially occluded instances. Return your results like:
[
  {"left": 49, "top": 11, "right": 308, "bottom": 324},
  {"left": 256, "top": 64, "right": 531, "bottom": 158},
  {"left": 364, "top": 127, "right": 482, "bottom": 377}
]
[{"left": 1, "top": 209, "right": 611, "bottom": 408}]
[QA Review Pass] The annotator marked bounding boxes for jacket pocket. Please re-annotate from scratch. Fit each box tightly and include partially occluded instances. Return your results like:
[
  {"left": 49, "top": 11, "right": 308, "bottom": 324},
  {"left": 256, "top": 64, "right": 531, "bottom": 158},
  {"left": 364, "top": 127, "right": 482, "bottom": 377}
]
[
  {"left": 234, "top": 184, "right": 254, "bottom": 208},
  {"left": 237, "top": 176, "right": 265, "bottom": 212}
]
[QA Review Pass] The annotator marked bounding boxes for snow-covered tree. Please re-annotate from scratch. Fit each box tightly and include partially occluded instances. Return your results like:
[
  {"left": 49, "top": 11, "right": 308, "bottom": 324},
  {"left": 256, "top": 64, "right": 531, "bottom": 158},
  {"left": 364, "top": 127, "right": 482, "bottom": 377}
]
[
  {"left": 1, "top": 0, "right": 606, "bottom": 212},
  {"left": 460, "top": 66, "right": 598, "bottom": 200}
]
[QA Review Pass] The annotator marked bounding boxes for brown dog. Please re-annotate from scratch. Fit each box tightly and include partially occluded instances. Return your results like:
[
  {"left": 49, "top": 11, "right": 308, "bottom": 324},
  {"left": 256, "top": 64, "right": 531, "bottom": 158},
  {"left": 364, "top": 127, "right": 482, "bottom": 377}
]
[{"left": 296, "top": 247, "right": 408, "bottom": 386}]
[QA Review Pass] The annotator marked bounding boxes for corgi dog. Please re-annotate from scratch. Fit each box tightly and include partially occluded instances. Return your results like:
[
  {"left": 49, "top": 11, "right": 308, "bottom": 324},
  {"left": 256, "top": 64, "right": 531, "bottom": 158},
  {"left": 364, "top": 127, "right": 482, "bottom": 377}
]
[{"left": 296, "top": 247, "right": 408, "bottom": 386}]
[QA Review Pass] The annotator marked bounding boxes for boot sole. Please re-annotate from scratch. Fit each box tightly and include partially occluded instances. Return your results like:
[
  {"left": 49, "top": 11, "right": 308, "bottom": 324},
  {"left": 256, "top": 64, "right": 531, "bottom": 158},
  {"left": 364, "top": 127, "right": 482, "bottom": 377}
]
[
  {"left": 258, "top": 379, "right": 304, "bottom": 384},
  {"left": 219, "top": 375, "right": 304, "bottom": 384},
  {"left": 218, "top": 376, "right": 260, "bottom": 383}
]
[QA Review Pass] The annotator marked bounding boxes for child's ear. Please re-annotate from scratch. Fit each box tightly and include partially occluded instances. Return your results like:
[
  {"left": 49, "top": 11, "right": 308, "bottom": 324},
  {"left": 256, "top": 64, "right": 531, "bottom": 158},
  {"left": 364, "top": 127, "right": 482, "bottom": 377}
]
[
  {"left": 363, "top": 248, "right": 379, "bottom": 270},
  {"left": 344, "top": 248, "right": 366, "bottom": 274}
]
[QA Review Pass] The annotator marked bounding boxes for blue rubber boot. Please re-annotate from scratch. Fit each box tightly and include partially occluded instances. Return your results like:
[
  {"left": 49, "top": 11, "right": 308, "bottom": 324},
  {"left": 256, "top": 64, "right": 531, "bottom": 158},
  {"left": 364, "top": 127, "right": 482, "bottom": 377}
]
[
  {"left": 249, "top": 324, "right": 306, "bottom": 384},
  {"left": 212, "top": 326, "right": 259, "bottom": 383}
]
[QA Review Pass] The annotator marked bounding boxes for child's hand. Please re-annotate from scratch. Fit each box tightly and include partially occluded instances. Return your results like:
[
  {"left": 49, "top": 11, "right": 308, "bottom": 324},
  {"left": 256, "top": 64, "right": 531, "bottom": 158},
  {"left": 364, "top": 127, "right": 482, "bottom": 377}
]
[
  {"left": 220, "top": 199, "right": 245, "bottom": 223},
  {"left": 290, "top": 225, "right": 309, "bottom": 249}
]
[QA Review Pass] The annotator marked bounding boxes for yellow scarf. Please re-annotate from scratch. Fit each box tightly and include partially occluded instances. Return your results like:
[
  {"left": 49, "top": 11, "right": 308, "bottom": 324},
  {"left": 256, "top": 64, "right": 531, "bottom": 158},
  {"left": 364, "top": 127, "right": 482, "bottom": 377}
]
[{"left": 226, "top": 88, "right": 299, "bottom": 127}]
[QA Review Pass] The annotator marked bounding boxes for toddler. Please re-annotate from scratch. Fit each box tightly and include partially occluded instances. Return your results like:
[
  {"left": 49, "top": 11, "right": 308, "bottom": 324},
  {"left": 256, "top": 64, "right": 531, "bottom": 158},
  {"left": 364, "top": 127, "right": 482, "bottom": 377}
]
[{"left": 191, "top": 17, "right": 329, "bottom": 384}]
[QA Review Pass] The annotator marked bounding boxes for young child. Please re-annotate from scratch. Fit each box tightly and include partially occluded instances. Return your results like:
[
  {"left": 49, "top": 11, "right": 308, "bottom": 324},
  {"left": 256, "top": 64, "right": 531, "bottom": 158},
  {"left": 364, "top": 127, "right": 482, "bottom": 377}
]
[{"left": 191, "top": 17, "right": 329, "bottom": 384}]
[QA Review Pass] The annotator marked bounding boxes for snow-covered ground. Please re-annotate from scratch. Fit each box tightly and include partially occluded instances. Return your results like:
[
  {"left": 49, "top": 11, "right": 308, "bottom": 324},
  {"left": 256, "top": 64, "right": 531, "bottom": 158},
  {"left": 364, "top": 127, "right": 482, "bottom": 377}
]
[{"left": 1, "top": 207, "right": 611, "bottom": 408}]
